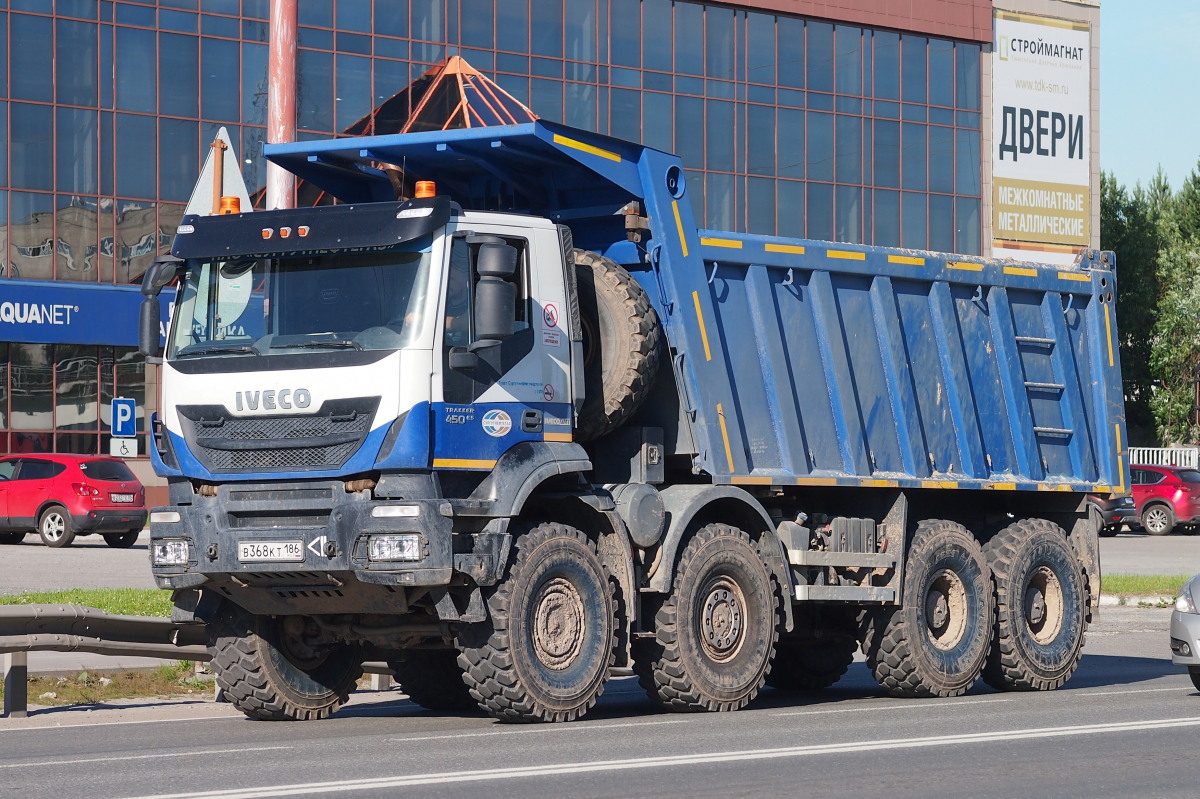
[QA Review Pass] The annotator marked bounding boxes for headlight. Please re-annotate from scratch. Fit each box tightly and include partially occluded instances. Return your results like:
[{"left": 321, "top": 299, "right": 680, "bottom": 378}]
[
  {"left": 1177, "top": 578, "right": 1199, "bottom": 614},
  {"left": 152, "top": 540, "right": 189, "bottom": 566},
  {"left": 368, "top": 534, "right": 422, "bottom": 562}
]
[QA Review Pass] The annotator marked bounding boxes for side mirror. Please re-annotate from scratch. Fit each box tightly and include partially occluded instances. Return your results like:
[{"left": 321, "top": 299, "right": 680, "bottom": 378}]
[
  {"left": 473, "top": 243, "right": 517, "bottom": 342},
  {"left": 141, "top": 255, "right": 184, "bottom": 297},
  {"left": 139, "top": 297, "right": 163, "bottom": 360}
]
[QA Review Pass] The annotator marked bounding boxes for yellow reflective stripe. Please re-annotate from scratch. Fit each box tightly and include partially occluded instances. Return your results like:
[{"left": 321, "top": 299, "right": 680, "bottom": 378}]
[
  {"left": 701, "top": 237, "right": 742, "bottom": 248},
  {"left": 692, "top": 291, "right": 712, "bottom": 361},
  {"left": 828, "top": 249, "right": 866, "bottom": 261},
  {"left": 551, "top": 133, "right": 620, "bottom": 162},
  {"left": 1104, "top": 302, "right": 1114, "bottom": 367},
  {"left": 717, "top": 404, "right": 735, "bottom": 473},
  {"left": 948, "top": 261, "right": 983, "bottom": 271},
  {"left": 672, "top": 201, "right": 689, "bottom": 258},
  {"left": 888, "top": 255, "right": 925, "bottom": 265},
  {"left": 1004, "top": 266, "right": 1038, "bottom": 277},
  {"left": 989, "top": 482, "right": 1018, "bottom": 490},
  {"left": 1116, "top": 424, "right": 1125, "bottom": 492},
  {"left": 861, "top": 479, "right": 899, "bottom": 488},
  {"left": 543, "top": 432, "right": 573, "bottom": 442},
  {"left": 766, "top": 243, "right": 805, "bottom": 254},
  {"left": 796, "top": 477, "right": 840, "bottom": 486},
  {"left": 1058, "top": 271, "right": 1091, "bottom": 282},
  {"left": 731, "top": 475, "right": 774, "bottom": 485},
  {"left": 921, "top": 480, "right": 959, "bottom": 489},
  {"left": 432, "top": 458, "right": 497, "bottom": 469}
]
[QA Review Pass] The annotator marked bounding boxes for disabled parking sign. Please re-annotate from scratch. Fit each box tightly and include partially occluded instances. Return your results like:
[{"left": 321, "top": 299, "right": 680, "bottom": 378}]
[{"left": 112, "top": 397, "right": 136, "bottom": 438}]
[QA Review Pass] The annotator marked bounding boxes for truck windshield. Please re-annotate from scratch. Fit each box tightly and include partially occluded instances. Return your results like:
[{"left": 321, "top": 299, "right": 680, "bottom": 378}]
[{"left": 167, "top": 246, "right": 434, "bottom": 359}]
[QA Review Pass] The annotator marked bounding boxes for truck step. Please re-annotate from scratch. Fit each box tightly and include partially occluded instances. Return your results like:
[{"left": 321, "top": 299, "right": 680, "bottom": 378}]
[
  {"left": 794, "top": 585, "right": 896, "bottom": 602},
  {"left": 786, "top": 549, "right": 897, "bottom": 569}
]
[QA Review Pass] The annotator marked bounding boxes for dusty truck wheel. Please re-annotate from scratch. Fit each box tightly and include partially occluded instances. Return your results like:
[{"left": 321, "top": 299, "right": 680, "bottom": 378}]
[
  {"left": 457, "top": 522, "right": 615, "bottom": 723},
  {"left": 766, "top": 637, "right": 858, "bottom": 691},
  {"left": 209, "top": 605, "right": 363, "bottom": 721},
  {"left": 634, "top": 524, "right": 780, "bottom": 712},
  {"left": 572, "top": 249, "right": 661, "bottom": 441},
  {"left": 983, "top": 519, "right": 1087, "bottom": 692},
  {"left": 389, "top": 649, "right": 477, "bottom": 711},
  {"left": 867, "top": 520, "right": 993, "bottom": 697}
]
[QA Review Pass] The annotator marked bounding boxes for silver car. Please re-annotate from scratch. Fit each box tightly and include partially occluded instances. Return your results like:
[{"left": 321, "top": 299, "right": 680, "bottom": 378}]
[{"left": 1171, "top": 574, "right": 1200, "bottom": 690}]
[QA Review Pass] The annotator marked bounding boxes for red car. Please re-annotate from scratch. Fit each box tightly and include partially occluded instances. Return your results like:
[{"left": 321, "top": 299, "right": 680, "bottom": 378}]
[
  {"left": 1130, "top": 464, "right": 1200, "bottom": 536},
  {"left": 0, "top": 454, "right": 147, "bottom": 548}
]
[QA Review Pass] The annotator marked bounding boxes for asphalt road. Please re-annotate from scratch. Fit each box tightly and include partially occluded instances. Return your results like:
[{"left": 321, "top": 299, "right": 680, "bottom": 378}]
[{"left": 0, "top": 605, "right": 1192, "bottom": 799}]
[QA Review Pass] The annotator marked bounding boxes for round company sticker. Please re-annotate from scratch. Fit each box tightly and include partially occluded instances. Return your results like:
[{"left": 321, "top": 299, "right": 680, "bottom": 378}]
[
  {"left": 481, "top": 409, "right": 513, "bottom": 437},
  {"left": 543, "top": 303, "right": 559, "bottom": 328}
]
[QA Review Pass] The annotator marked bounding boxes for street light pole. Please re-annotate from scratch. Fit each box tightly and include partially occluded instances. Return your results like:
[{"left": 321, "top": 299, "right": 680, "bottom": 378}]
[{"left": 265, "top": 0, "right": 297, "bottom": 210}]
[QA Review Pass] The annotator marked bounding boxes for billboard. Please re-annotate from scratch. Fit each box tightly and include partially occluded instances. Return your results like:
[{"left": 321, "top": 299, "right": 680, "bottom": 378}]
[{"left": 992, "top": 11, "right": 1091, "bottom": 265}]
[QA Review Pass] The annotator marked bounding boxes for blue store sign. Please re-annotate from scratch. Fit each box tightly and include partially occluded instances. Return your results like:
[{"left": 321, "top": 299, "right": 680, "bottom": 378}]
[{"left": 0, "top": 278, "right": 171, "bottom": 347}]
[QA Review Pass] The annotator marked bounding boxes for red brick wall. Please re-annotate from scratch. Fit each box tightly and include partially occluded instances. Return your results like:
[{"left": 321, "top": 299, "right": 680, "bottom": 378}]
[{"left": 723, "top": 0, "right": 993, "bottom": 42}]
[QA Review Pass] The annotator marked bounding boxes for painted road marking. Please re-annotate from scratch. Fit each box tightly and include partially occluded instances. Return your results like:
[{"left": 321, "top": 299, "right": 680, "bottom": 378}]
[
  {"left": 0, "top": 745, "right": 289, "bottom": 770},
  {"left": 770, "top": 696, "right": 1013, "bottom": 716},
  {"left": 390, "top": 717, "right": 689, "bottom": 743}
]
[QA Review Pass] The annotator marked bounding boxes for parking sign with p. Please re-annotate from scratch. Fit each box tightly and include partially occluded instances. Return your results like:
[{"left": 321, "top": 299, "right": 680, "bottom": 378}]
[{"left": 112, "top": 397, "right": 136, "bottom": 438}]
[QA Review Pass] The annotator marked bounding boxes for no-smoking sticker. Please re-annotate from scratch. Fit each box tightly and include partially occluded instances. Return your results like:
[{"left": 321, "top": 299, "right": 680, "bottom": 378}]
[
  {"left": 543, "top": 304, "right": 559, "bottom": 328},
  {"left": 543, "top": 383, "right": 555, "bottom": 401}
]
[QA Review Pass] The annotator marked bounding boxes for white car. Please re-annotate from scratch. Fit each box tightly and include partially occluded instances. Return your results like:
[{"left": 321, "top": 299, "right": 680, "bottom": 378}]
[{"left": 1170, "top": 574, "right": 1200, "bottom": 689}]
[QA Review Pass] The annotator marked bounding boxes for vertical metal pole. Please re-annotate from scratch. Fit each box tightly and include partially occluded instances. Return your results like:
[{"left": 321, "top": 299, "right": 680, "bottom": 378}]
[
  {"left": 3, "top": 651, "right": 28, "bottom": 718},
  {"left": 266, "top": 0, "right": 297, "bottom": 210}
]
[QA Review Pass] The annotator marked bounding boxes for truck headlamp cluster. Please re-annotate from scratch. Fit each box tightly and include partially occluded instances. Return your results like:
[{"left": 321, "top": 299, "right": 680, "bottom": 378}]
[
  {"left": 368, "top": 534, "right": 422, "bottom": 562},
  {"left": 152, "top": 540, "right": 190, "bottom": 566}
]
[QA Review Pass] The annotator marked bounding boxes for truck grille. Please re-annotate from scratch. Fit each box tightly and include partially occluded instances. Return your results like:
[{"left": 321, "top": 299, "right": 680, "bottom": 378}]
[{"left": 177, "top": 398, "right": 380, "bottom": 473}]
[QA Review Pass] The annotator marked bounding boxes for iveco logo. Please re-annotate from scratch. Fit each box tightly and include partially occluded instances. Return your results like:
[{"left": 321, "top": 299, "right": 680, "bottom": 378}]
[{"left": 234, "top": 388, "right": 313, "bottom": 412}]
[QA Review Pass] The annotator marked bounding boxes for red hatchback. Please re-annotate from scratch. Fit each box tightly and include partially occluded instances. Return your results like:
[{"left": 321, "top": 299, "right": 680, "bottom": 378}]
[
  {"left": 1130, "top": 464, "right": 1200, "bottom": 536},
  {"left": 0, "top": 454, "right": 147, "bottom": 548}
]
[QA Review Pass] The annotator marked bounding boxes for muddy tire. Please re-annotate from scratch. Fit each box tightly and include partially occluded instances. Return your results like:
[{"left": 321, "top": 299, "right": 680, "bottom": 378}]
[
  {"left": 389, "top": 649, "right": 478, "bottom": 711},
  {"left": 572, "top": 249, "right": 661, "bottom": 441},
  {"left": 866, "top": 520, "right": 993, "bottom": 697},
  {"left": 38, "top": 506, "right": 75, "bottom": 548},
  {"left": 209, "top": 605, "right": 363, "bottom": 721},
  {"left": 633, "top": 524, "right": 780, "bottom": 712},
  {"left": 457, "top": 522, "right": 615, "bottom": 723},
  {"left": 983, "top": 518, "right": 1087, "bottom": 692},
  {"left": 766, "top": 636, "right": 858, "bottom": 691}
]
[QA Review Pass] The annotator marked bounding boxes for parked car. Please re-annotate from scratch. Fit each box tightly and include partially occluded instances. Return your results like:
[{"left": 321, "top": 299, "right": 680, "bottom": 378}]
[
  {"left": 1171, "top": 574, "right": 1200, "bottom": 690},
  {"left": 1130, "top": 464, "right": 1200, "bottom": 536},
  {"left": 1087, "top": 492, "right": 1137, "bottom": 536},
  {"left": 0, "top": 454, "right": 146, "bottom": 548}
]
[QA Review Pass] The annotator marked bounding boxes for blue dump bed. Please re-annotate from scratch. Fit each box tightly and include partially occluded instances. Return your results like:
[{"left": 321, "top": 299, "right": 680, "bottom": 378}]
[{"left": 265, "top": 120, "right": 1127, "bottom": 495}]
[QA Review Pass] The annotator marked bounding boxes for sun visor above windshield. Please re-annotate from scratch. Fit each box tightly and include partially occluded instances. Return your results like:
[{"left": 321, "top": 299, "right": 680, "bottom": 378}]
[{"left": 171, "top": 196, "right": 451, "bottom": 260}]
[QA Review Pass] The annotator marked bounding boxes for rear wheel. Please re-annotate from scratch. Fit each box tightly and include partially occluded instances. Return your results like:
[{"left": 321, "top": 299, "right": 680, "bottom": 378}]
[
  {"left": 866, "top": 520, "right": 993, "bottom": 697},
  {"left": 0, "top": 532, "right": 24, "bottom": 545},
  {"left": 209, "top": 605, "right": 363, "bottom": 721},
  {"left": 1141, "top": 504, "right": 1175, "bottom": 536},
  {"left": 389, "top": 649, "right": 477, "bottom": 711},
  {"left": 103, "top": 530, "right": 140, "bottom": 548},
  {"left": 38, "top": 507, "right": 75, "bottom": 548},
  {"left": 983, "top": 519, "right": 1087, "bottom": 692}
]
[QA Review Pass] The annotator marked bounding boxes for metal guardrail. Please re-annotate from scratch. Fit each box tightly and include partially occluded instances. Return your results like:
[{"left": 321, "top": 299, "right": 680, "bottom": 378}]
[{"left": 0, "top": 605, "right": 394, "bottom": 719}]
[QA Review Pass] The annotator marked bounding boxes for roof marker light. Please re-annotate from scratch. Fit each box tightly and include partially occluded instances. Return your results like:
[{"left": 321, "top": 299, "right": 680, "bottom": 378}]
[{"left": 414, "top": 180, "right": 436, "bottom": 198}]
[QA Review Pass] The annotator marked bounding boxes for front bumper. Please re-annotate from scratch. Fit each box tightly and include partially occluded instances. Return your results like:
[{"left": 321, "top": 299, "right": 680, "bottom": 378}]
[
  {"left": 1170, "top": 610, "right": 1200, "bottom": 665},
  {"left": 72, "top": 508, "right": 148, "bottom": 532}
]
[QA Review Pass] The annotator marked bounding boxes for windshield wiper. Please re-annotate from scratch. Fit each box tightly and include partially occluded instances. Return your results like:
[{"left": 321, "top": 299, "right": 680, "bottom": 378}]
[
  {"left": 272, "top": 339, "right": 364, "bottom": 351},
  {"left": 175, "top": 343, "right": 260, "bottom": 358}
]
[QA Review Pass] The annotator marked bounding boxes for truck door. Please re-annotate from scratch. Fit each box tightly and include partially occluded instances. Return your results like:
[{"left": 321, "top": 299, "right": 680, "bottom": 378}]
[{"left": 432, "top": 228, "right": 569, "bottom": 469}]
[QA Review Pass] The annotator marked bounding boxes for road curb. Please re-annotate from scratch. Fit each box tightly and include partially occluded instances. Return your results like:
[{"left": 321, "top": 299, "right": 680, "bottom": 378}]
[{"left": 1098, "top": 593, "right": 1174, "bottom": 608}]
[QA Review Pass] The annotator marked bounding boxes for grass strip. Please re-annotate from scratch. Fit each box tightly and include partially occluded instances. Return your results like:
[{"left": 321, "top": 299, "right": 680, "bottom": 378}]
[
  {"left": 0, "top": 587, "right": 172, "bottom": 617},
  {"left": 1101, "top": 573, "right": 1190, "bottom": 598}
]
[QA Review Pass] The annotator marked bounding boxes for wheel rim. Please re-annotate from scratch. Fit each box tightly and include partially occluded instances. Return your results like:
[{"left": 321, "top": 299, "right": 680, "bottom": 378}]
[
  {"left": 699, "top": 575, "right": 747, "bottom": 663},
  {"left": 42, "top": 514, "right": 64, "bottom": 542},
  {"left": 532, "top": 576, "right": 586, "bottom": 670},
  {"left": 1145, "top": 508, "right": 1169, "bottom": 533},
  {"left": 925, "top": 569, "right": 968, "bottom": 651},
  {"left": 1024, "top": 565, "right": 1064, "bottom": 644}
]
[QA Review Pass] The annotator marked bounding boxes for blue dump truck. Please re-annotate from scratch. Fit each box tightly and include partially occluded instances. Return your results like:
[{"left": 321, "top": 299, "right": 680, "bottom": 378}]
[{"left": 139, "top": 120, "right": 1126, "bottom": 722}]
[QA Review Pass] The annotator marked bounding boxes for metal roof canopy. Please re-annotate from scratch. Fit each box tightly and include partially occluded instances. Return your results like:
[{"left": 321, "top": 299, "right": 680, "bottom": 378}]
[{"left": 262, "top": 120, "right": 658, "bottom": 226}]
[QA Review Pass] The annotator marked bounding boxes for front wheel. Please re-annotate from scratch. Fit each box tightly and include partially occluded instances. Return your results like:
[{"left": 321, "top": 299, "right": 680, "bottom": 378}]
[
  {"left": 1141, "top": 505, "right": 1175, "bottom": 536},
  {"left": 457, "top": 522, "right": 616, "bottom": 723},
  {"left": 38, "top": 507, "right": 75, "bottom": 548},
  {"left": 103, "top": 530, "right": 140, "bottom": 548},
  {"left": 866, "top": 519, "right": 994, "bottom": 697},
  {"left": 1189, "top": 667, "right": 1200, "bottom": 692},
  {"left": 633, "top": 524, "right": 780, "bottom": 712},
  {"left": 209, "top": 606, "right": 363, "bottom": 721}
]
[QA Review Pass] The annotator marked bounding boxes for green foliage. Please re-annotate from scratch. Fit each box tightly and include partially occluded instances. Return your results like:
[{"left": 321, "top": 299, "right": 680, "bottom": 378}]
[
  {"left": 1101, "top": 573, "right": 1190, "bottom": 599},
  {"left": 0, "top": 588, "right": 172, "bottom": 617}
]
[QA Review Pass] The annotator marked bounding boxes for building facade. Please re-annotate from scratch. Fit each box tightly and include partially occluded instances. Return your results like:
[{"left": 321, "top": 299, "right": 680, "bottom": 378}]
[{"left": 0, "top": 0, "right": 1100, "bottom": 483}]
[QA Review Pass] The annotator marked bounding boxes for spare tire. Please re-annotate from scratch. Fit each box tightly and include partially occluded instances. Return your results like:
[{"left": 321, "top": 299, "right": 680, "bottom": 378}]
[{"left": 572, "top": 249, "right": 662, "bottom": 441}]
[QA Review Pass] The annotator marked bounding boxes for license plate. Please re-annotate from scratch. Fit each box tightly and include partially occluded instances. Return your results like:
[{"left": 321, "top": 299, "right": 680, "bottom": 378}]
[
  {"left": 110, "top": 493, "right": 134, "bottom": 503},
  {"left": 238, "top": 541, "right": 304, "bottom": 562}
]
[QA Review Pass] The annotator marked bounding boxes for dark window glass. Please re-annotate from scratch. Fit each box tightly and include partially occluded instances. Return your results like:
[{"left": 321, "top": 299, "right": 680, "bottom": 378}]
[
  {"left": 336, "top": 0, "right": 371, "bottom": 32},
  {"left": 9, "top": 344, "right": 52, "bottom": 431},
  {"left": 335, "top": 54, "right": 372, "bottom": 130},
  {"left": 114, "top": 348, "right": 145, "bottom": 432},
  {"left": 336, "top": 32, "right": 371, "bottom": 55},
  {"left": 778, "top": 179, "right": 804, "bottom": 237},
  {"left": 955, "top": 197, "right": 980, "bottom": 254},
  {"left": 297, "top": 49, "right": 333, "bottom": 131},
  {"left": 901, "top": 122, "right": 927, "bottom": 191},
  {"left": 159, "top": 34, "right": 199, "bottom": 118},
  {"left": 56, "top": 192, "right": 97, "bottom": 282},
  {"left": 10, "top": 191, "right": 56, "bottom": 281},
  {"left": 298, "top": 27, "right": 333, "bottom": 50},
  {"left": 778, "top": 16, "right": 803, "bottom": 89},
  {"left": 874, "top": 189, "right": 899, "bottom": 246},
  {"left": 115, "top": 113, "right": 157, "bottom": 198},
  {"left": 496, "top": 2, "right": 527, "bottom": 54},
  {"left": 241, "top": 126, "right": 266, "bottom": 196},
  {"left": 116, "top": 26, "right": 156, "bottom": 112},
  {"left": 706, "top": 6, "right": 734, "bottom": 80},
  {"left": 0, "top": 459, "right": 11, "bottom": 480},
  {"left": 706, "top": 99, "right": 734, "bottom": 171},
  {"left": 375, "top": 4, "right": 408, "bottom": 39},
  {"left": 643, "top": 91, "right": 673, "bottom": 153},
  {"left": 930, "top": 38, "right": 954, "bottom": 107},
  {"left": 566, "top": 82, "right": 596, "bottom": 130},
  {"left": 643, "top": 0, "right": 671, "bottom": 72},
  {"left": 374, "top": 58, "right": 409, "bottom": 112},
  {"left": 901, "top": 35, "right": 927, "bottom": 104},
  {"left": 778, "top": 107, "right": 804, "bottom": 180},
  {"left": 58, "top": 0, "right": 99, "bottom": 19},
  {"left": 566, "top": 0, "right": 596, "bottom": 63},
  {"left": 835, "top": 114, "right": 861, "bottom": 184},
  {"left": 242, "top": 43, "right": 268, "bottom": 126},
  {"left": 956, "top": 43, "right": 980, "bottom": 110},
  {"left": 674, "top": 95, "right": 703, "bottom": 169},
  {"left": 610, "top": 88, "right": 640, "bottom": 143},
  {"left": 530, "top": 0, "right": 563, "bottom": 57},
  {"left": 11, "top": 14, "right": 53, "bottom": 102},
  {"left": 746, "top": 13, "right": 774, "bottom": 85},
  {"left": 806, "top": 21, "right": 833, "bottom": 93},
  {"left": 874, "top": 31, "right": 899, "bottom": 100},
  {"left": 609, "top": 0, "right": 640, "bottom": 66},
  {"left": 201, "top": 38, "right": 240, "bottom": 121},
  {"left": 674, "top": 1, "right": 702, "bottom": 76},
  {"left": 531, "top": 78, "right": 563, "bottom": 122},
  {"left": 929, "top": 194, "right": 954, "bottom": 252},
  {"left": 956, "top": 129, "right": 980, "bottom": 196},
  {"left": 159, "top": 118, "right": 198, "bottom": 202},
  {"left": 243, "top": 0, "right": 268, "bottom": 20},
  {"left": 56, "top": 108, "right": 98, "bottom": 195},
  {"left": 80, "top": 459, "right": 136, "bottom": 481},
  {"left": 806, "top": 111, "right": 833, "bottom": 183},
  {"left": 902, "top": 191, "right": 927, "bottom": 249},
  {"left": 298, "top": 3, "right": 331, "bottom": 27},
  {"left": 55, "top": 344, "right": 98, "bottom": 433},
  {"left": 835, "top": 26, "right": 862, "bottom": 96},
  {"left": 201, "top": 14, "right": 240, "bottom": 38},
  {"left": 929, "top": 126, "right": 953, "bottom": 194},
  {"left": 115, "top": 3, "right": 155, "bottom": 26},
  {"left": 807, "top": 182, "right": 833, "bottom": 241},
  {"left": 462, "top": 0, "right": 495, "bottom": 50},
  {"left": 11, "top": 104, "right": 53, "bottom": 190},
  {"left": 20, "top": 460, "right": 62, "bottom": 480},
  {"left": 747, "top": 177, "right": 775, "bottom": 235},
  {"left": 57, "top": 433, "right": 96, "bottom": 455},
  {"left": 836, "top": 185, "right": 862, "bottom": 243},
  {"left": 160, "top": 10, "right": 199, "bottom": 33},
  {"left": 57, "top": 20, "right": 98, "bottom": 106},
  {"left": 748, "top": 105, "right": 775, "bottom": 176}
]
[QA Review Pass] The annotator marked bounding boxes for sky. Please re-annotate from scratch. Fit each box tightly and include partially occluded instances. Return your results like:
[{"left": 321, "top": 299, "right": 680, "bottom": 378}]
[{"left": 1099, "top": 0, "right": 1200, "bottom": 192}]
